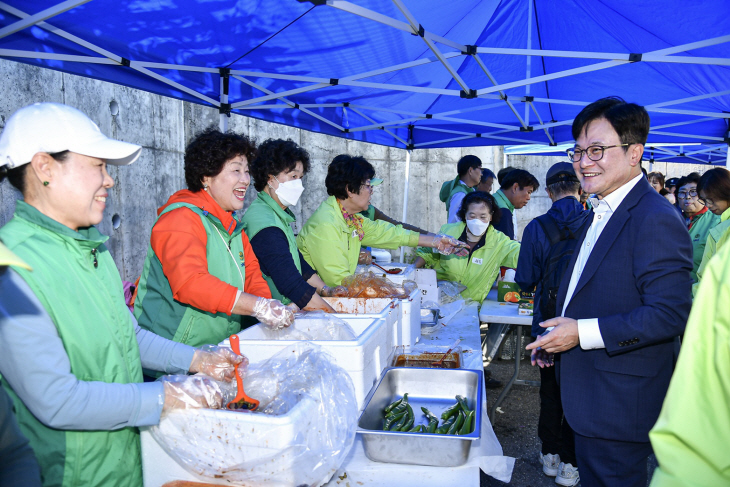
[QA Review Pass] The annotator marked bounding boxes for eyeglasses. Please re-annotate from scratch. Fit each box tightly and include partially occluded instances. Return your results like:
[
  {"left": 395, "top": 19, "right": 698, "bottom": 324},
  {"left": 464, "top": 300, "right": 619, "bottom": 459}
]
[
  {"left": 566, "top": 144, "right": 631, "bottom": 163},
  {"left": 676, "top": 189, "right": 698, "bottom": 200},
  {"left": 362, "top": 182, "right": 374, "bottom": 192},
  {"left": 698, "top": 195, "right": 714, "bottom": 206}
]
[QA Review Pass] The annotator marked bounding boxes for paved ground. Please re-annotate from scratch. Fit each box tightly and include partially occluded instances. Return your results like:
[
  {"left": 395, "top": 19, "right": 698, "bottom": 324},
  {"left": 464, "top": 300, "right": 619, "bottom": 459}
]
[{"left": 479, "top": 357, "right": 657, "bottom": 487}]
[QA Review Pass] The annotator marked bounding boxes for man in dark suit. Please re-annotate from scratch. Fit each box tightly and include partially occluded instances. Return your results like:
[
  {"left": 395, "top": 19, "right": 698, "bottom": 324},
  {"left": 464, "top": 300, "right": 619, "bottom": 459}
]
[{"left": 526, "top": 97, "right": 693, "bottom": 487}]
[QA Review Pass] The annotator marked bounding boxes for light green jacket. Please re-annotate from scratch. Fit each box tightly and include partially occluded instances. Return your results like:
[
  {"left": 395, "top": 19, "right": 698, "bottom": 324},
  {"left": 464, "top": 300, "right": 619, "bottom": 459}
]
[
  {"left": 417, "top": 222, "right": 520, "bottom": 303},
  {"left": 0, "top": 202, "right": 143, "bottom": 487},
  {"left": 649, "top": 242, "right": 730, "bottom": 487},
  {"left": 241, "top": 192, "right": 300, "bottom": 304},
  {"left": 692, "top": 207, "right": 730, "bottom": 296},
  {"left": 687, "top": 209, "right": 721, "bottom": 282},
  {"left": 297, "top": 196, "right": 419, "bottom": 286}
]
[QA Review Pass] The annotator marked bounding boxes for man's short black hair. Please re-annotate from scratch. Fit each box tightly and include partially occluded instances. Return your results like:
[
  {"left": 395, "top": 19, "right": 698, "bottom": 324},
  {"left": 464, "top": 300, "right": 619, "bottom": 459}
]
[
  {"left": 676, "top": 172, "right": 701, "bottom": 192},
  {"left": 548, "top": 180, "right": 581, "bottom": 197},
  {"left": 457, "top": 191, "right": 501, "bottom": 225},
  {"left": 572, "top": 96, "right": 650, "bottom": 149},
  {"left": 185, "top": 128, "right": 257, "bottom": 192},
  {"left": 481, "top": 168, "right": 496, "bottom": 182},
  {"left": 457, "top": 155, "right": 482, "bottom": 178},
  {"left": 697, "top": 168, "right": 730, "bottom": 202},
  {"left": 250, "top": 138, "right": 310, "bottom": 192},
  {"left": 500, "top": 168, "right": 540, "bottom": 192},
  {"left": 497, "top": 166, "right": 515, "bottom": 185},
  {"left": 325, "top": 154, "right": 375, "bottom": 200}
]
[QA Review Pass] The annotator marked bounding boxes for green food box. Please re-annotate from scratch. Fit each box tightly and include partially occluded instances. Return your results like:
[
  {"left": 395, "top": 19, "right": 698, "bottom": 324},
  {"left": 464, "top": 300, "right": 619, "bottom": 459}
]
[
  {"left": 518, "top": 291, "right": 535, "bottom": 304},
  {"left": 497, "top": 281, "right": 521, "bottom": 302},
  {"left": 518, "top": 302, "right": 534, "bottom": 316}
]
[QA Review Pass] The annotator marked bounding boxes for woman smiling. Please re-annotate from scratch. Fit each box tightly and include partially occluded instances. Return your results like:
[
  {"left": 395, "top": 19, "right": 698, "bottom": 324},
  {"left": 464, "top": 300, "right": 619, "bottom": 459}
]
[{"left": 134, "top": 129, "right": 294, "bottom": 349}]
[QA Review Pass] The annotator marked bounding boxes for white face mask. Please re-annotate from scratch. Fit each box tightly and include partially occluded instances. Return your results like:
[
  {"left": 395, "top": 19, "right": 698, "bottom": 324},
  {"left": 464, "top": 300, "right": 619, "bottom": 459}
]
[
  {"left": 271, "top": 177, "right": 304, "bottom": 207},
  {"left": 466, "top": 218, "right": 489, "bottom": 236}
]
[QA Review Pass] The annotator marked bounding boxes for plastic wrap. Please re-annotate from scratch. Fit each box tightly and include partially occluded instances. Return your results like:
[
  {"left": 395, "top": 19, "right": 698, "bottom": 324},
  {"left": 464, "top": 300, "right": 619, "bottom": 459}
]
[
  {"left": 261, "top": 311, "right": 357, "bottom": 341},
  {"left": 334, "top": 271, "right": 418, "bottom": 299},
  {"left": 149, "top": 343, "right": 359, "bottom": 486},
  {"left": 438, "top": 280, "right": 467, "bottom": 304},
  {"left": 189, "top": 345, "right": 246, "bottom": 382},
  {"left": 159, "top": 375, "right": 224, "bottom": 414}
]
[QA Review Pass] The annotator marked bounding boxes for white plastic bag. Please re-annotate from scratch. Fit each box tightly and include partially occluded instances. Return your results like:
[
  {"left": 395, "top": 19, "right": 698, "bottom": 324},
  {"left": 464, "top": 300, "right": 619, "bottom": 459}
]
[
  {"left": 262, "top": 311, "right": 357, "bottom": 341},
  {"left": 149, "top": 342, "right": 359, "bottom": 486}
]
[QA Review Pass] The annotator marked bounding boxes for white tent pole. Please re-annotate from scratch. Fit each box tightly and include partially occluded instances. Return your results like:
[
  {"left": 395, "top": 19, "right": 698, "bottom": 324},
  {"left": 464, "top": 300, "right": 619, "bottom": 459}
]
[
  {"left": 219, "top": 74, "right": 228, "bottom": 133},
  {"left": 399, "top": 147, "right": 411, "bottom": 263},
  {"left": 0, "top": 0, "right": 90, "bottom": 40},
  {"left": 524, "top": 0, "right": 533, "bottom": 125}
]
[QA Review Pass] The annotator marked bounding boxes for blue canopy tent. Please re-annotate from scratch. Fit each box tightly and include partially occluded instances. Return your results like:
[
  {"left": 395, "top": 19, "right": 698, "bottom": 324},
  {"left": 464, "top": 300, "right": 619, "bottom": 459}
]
[{"left": 0, "top": 0, "right": 728, "bottom": 153}]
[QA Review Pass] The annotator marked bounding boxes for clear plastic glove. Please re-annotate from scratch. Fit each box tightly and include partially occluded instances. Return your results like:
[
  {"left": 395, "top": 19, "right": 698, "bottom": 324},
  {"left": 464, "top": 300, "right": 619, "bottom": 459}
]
[
  {"left": 160, "top": 375, "right": 223, "bottom": 414},
  {"left": 252, "top": 297, "right": 295, "bottom": 330},
  {"left": 432, "top": 234, "right": 469, "bottom": 256},
  {"left": 189, "top": 346, "right": 246, "bottom": 382},
  {"left": 320, "top": 285, "right": 347, "bottom": 297}
]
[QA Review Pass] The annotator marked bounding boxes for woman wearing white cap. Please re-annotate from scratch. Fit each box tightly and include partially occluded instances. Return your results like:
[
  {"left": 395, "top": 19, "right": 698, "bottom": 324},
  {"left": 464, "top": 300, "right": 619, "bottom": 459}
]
[{"left": 0, "top": 103, "right": 242, "bottom": 487}]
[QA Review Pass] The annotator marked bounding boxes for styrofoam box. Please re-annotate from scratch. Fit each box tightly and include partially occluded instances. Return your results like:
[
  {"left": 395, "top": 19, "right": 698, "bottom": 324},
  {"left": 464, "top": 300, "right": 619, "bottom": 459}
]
[
  {"left": 362, "top": 263, "right": 416, "bottom": 286},
  {"left": 398, "top": 288, "right": 422, "bottom": 351},
  {"left": 141, "top": 397, "right": 319, "bottom": 486},
  {"left": 222, "top": 316, "right": 392, "bottom": 410},
  {"left": 415, "top": 268, "right": 438, "bottom": 305}
]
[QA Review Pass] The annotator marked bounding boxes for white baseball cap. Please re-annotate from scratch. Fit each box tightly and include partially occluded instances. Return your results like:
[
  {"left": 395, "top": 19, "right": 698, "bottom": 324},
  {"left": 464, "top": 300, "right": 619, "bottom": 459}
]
[{"left": 0, "top": 102, "right": 141, "bottom": 169}]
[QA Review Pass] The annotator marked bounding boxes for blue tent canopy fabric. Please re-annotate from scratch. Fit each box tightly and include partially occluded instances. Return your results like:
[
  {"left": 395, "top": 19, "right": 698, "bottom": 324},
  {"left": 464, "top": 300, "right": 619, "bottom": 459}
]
[{"left": 0, "top": 0, "right": 728, "bottom": 156}]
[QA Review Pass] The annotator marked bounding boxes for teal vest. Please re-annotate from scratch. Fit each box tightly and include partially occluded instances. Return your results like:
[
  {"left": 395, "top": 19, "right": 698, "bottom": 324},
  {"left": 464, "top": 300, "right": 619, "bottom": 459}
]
[
  {"left": 0, "top": 202, "right": 143, "bottom": 487},
  {"left": 134, "top": 203, "right": 246, "bottom": 347},
  {"left": 241, "top": 192, "right": 301, "bottom": 304}
]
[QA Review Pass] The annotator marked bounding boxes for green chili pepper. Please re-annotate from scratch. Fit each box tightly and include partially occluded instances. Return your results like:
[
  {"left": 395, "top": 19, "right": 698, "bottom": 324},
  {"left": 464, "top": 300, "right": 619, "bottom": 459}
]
[
  {"left": 441, "top": 402, "right": 461, "bottom": 421},
  {"left": 459, "top": 410, "right": 475, "bottom": 435},
  {"left": 436, "top": 415, "right": 456, "bottom": 434},
  {"left": 456, "top": 395, "right": 470, "bottom": 413},
  {"left": 421, "top": 406, "right": 438, "bottom": 422},
  {"left": 382, "top": 409, "right": 406, "bottom": 430},
  {"left": 390, "top": 410, "right": 408, "bottom": 431},
  {"left": 407, "top": 424, "right": 423, "bottom": 433},
  {"left": 447, "top": 410, "right": 465, "bottom": 435},
  {"left": 384, "top": 397, "right": 403, "bottom": 415},
  {"left": 399, "top": 405, "right": 415, "bottom": 431},
  {"left": 426, "top": 418, "right": 438, "bottom": 433},
  {"left": 389, "top": 393, "right": 409, "bottom": 416}
]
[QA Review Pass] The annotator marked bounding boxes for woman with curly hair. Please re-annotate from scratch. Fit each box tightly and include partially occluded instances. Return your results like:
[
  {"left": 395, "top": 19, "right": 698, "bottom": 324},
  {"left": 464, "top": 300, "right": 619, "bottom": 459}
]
[
  {"left": 241, "top": 139, "right": 335, "bottom": 311},
  {"left": 414, "top": 191, "right": 521, "bottom": 303},
  {"left": 296, "top": 154, "right": 467, "bottom": 287},
  {"left": 135, "top": 128, "right": 294, "bottom": 348}
]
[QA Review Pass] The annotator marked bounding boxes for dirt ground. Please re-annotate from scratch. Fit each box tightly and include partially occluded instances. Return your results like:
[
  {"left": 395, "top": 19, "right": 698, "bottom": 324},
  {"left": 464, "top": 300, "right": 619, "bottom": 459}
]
[{"left": 479, "top": 357, "right": 657, "bottom": 487}]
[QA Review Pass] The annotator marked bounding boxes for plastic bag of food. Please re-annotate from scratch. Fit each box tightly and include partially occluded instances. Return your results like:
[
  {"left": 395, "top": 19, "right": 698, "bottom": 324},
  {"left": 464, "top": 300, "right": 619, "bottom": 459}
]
[
  {"left": 438, "top": 280, "right": 467, "bottom": 304},
  {"left": 335, "top": 271, "right": 415, "bottom": 299},
  {"left": 261, "top": 311, "right": 357, "bottom": 340},
  {"left": 148, "top": 342, "right": 358, "bottom": 486}
]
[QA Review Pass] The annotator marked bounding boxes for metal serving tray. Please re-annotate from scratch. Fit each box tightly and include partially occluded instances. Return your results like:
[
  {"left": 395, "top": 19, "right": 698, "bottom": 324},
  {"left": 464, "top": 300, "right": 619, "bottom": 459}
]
[{"left": 357, "top": 367, "right": 483, "bottom": 467}]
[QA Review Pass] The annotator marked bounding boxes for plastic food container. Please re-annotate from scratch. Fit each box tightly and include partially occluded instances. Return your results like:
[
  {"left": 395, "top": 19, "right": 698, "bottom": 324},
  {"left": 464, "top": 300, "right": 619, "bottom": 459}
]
[
  {"left": 357, "top": 367, "right": 483, "bottom": 467},
  {"left": 390, "top": 345, "right": 464, "bottom": 369},
  {"left": 141, "top": 397, "right": 319, "bottom": 486},
  {"left": 221, "top": 316, "right": 391, "bottom": 409}
]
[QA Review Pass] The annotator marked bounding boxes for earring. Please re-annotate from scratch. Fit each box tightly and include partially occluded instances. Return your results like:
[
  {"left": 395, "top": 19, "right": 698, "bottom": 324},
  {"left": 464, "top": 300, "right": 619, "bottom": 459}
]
[
  {"left": 43, "top": 181, "right": 49, "bottom": 186},
  {"left": 203, "top": 184, "right": 208, "bottom": 191}
]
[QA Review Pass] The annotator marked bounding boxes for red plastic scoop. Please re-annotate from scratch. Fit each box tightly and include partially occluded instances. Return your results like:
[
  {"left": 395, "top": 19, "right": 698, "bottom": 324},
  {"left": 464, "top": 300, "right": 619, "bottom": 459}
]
[
  {"left": 372, "top": 262, "right": 402, "bottom": 274},
  {"left": 226, "top": 334, "right": 259, "bottom": 411}
]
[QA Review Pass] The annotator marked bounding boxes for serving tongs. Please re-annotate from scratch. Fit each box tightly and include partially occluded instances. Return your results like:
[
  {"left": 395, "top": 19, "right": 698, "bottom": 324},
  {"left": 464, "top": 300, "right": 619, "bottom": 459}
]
[{"left": 226, "top": 334, "right": 259, "bottom": 411}]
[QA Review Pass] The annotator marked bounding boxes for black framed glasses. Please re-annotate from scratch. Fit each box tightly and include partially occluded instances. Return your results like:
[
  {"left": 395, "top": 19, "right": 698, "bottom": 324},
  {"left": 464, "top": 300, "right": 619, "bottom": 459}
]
[
  {"left": 677, "top": 189, "right": 698, "bottom": 200},
  {"left": 698, "top": 195, "right": 714, "bottom": 206},
  {"left": 566, "top": 144, "right": 631, "bottom": 163}
]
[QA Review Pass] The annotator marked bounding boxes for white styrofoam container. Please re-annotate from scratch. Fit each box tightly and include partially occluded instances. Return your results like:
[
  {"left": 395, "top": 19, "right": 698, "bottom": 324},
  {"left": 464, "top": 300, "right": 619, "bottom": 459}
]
[
  {"left": 141, "top": 397, "right": 319, "bottom": 486},
  {"left": 362, "top": 263, "right": 416, "bottom": 286},
  {"left": 415, "top": 268, "right": 438, "bottom": 305},
  {"left": 222, "top": 316, "right": 391, "bottom": 409},
  {"left": 397, "top": 288, "right": 422, "bottom": 351},
  {"left": 323, "top": 296, "right": 399, "bottom": 352}
]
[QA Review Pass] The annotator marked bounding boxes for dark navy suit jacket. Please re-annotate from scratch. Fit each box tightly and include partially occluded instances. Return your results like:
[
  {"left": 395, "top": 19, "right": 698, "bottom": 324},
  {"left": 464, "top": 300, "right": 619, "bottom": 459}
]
[{"left": 555, "top": 177, "right": 693, "bottom": 443}]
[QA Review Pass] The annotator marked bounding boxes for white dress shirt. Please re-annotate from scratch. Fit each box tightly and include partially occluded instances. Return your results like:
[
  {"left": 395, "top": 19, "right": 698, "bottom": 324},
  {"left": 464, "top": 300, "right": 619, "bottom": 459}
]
[
  {"left": 447, "top": 181, "right": 469, "bottom": 224},
  {"left": 561, "top": 174, "right": 643, "bottom": 349}
]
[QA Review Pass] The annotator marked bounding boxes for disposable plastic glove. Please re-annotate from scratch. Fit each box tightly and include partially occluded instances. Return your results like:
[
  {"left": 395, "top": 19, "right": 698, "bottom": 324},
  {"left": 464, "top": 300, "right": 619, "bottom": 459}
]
[
  {"left": 320, "top": 285, "right": 347, "bottom": 297},
  {"left": 160, "top": 375, "right": 223, "bottom": 414},
  {"left": 252, "top": 297, "right": 295, "bottom": 330},
  {"left": 433, "top": 234, "right": 469, "bottom": 256},
  {"left": 189, "top": 346, "right": 246, "bottom": 382}
]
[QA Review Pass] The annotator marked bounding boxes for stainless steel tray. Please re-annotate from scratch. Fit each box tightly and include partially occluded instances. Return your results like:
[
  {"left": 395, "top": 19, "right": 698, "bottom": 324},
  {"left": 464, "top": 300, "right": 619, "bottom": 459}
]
[{"left": 357, "top": 367, "right": 482, "bottom": 467}]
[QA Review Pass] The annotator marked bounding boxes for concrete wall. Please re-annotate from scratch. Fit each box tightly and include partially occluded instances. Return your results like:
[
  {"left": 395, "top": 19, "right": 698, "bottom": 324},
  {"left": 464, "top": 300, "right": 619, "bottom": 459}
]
[{"left": 0, "top": 58, "right": 714, "bottom": 281}]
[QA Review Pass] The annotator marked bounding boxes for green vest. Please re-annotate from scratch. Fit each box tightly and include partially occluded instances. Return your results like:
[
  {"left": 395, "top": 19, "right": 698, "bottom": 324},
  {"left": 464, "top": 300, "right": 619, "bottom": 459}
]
[
  {"left": 359, "top": 204, "right": 376, "bottom": 220},
  {"left": 439, "top": 177, "right": 474, "bottom": 213},
  {"left": 0, "top": 202, "right": 143, "bottom": 487},
  {"left": 240, "top": 192, "right": 301, "bottom": 304},
  {"left": 134, "top": 203, "right": 245, "bottom": 347},
  {"left": 688, "top": 209, "right": 721, "bottom": 282}
]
